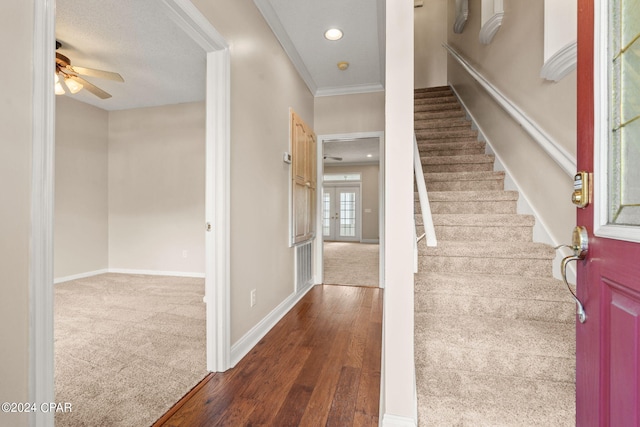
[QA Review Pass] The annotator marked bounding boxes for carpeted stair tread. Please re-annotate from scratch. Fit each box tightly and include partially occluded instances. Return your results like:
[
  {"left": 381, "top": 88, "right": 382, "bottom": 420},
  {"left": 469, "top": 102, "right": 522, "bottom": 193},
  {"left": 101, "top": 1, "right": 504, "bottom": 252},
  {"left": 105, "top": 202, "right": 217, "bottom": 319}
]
[
  {"left": 415, "top": 343, "right": 575, "bottom": 383},
  {"left": 422, "top": 241, "right": 555, "bottom": 259},
  {"left": 415, "top": 128, "right": 478, "bottom": 140},
  {"left": 414, "top": 85, "right": 453, "bottom": 95},
  {"left": 414, "top": 102, "right": 462, "bottom": 113},
  {"left": 415, "top": 117, "right": 470, "bottom": 130},
  {"left": 418, "top": 141, "right": 486, "bottom": 156},
  {"left": 414, "top": 95, "right": 457, "bottom": 105},
  {"left": 414, "top": 109, "right": 465, "bottom": 121},
  {"left": 415, "top": 272, "right": 572, "bottom": 303},
  {"left": 416, "top": 369, "right": 575, "bottom": 427},
  {"left": 424, "top": 170, "right": 505, "bottom": 182},
  {"left": 421, "top": 153, "right": 494, "bottom": 165},
  {"left": 420, "top": 190, "right": 519, "bottom": 202},
  {"left": 415, "top": 314, "right": 574, "bottom": 358},
  {"left": 425, "top": 213, "right": 535, "bottom": 227}
]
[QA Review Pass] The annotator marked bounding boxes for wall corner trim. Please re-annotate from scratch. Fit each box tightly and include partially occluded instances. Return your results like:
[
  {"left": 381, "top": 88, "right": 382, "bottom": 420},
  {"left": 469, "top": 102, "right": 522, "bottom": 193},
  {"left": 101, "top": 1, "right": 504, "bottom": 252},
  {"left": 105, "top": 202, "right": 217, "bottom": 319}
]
[
  {"left": 540, "top": 41, "right": 577, "bottom": 82},
  {"left": 443, "top": 44, "right": 576, "bottom": 176}
]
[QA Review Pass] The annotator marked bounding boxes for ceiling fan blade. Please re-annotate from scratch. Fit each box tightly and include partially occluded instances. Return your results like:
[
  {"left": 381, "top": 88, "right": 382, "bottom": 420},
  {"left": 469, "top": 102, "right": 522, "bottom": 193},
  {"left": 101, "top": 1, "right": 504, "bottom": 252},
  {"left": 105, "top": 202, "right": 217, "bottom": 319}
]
[
  {"left": 324, "top": 156, "right": 343, "bottom": 161},
  {"left": 69, "top": 76, "right": 112, "bottom": 99},
  {"left": 70, "top": 66, "right": 124, "bottom": 82}
]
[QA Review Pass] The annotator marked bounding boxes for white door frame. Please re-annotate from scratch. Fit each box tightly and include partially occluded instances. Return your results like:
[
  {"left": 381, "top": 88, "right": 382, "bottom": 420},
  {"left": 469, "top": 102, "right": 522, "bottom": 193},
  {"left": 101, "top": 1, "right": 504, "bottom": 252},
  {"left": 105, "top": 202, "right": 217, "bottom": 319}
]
[
  {"left": 31, "top": 1, "right": 231, "bottom": 425},
  {"left": 315, "top": 131, "right": 385, "bottom": 288}
]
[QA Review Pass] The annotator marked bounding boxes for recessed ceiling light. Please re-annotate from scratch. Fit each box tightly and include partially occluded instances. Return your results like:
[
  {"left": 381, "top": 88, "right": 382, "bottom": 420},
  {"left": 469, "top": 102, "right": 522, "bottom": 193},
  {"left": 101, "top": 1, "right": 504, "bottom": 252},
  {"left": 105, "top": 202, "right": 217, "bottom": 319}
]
[
  {"left": 324, "top": 28, "right": 343, "bottom": 41},
  {"left": 366, "top": 154, "right": 373, "bottom": 158}
]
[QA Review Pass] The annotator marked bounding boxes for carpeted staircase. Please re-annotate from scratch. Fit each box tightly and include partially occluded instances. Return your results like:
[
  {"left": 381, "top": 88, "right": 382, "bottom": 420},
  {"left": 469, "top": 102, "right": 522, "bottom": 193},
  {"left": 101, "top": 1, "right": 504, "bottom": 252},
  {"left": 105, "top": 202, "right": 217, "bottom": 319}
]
[{"left": 413, "top": 86, "right": 576, "bottom": 426}]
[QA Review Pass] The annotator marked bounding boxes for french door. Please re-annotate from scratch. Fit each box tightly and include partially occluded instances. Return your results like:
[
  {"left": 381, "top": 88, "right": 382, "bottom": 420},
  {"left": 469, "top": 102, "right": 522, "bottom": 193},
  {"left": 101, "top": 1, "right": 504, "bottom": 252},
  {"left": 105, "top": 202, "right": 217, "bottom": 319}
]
[
  {"left": 576, "top": 0, "right": 640, "bottom": 425},
  {"left": 322, "top": 185, "right": 360, "bottom": 241}
]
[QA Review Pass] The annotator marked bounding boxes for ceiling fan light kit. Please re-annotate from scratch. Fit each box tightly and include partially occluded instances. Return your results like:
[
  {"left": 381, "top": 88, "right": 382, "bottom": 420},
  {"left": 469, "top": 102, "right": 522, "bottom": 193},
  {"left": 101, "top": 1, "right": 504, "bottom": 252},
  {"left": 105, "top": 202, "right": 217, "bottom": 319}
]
[{"left": 54, "top": 41, "right": 124, "bottom": 99}]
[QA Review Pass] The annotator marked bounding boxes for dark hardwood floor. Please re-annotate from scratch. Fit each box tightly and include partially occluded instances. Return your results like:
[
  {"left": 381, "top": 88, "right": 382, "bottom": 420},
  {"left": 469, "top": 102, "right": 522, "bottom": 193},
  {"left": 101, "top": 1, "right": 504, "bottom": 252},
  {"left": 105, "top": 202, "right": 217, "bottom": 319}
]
[{"left": 155, "top": 284, "right": 383, "bottom": 427}]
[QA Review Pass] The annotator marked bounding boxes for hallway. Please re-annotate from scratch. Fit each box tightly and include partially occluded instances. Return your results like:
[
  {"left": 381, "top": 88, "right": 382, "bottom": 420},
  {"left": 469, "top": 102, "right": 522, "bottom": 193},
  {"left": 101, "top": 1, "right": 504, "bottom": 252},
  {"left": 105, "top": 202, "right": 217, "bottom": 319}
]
[{"left": 156, "top": 285, "right": 382, "bottom": 426}]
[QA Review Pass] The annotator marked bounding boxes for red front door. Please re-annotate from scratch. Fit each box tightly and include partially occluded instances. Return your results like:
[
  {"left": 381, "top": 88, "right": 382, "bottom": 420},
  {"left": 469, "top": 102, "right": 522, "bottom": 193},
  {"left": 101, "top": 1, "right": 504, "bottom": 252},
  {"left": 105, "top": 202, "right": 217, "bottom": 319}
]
[{"left": 577, "top": 0, "right": 640, "bottom": 425}]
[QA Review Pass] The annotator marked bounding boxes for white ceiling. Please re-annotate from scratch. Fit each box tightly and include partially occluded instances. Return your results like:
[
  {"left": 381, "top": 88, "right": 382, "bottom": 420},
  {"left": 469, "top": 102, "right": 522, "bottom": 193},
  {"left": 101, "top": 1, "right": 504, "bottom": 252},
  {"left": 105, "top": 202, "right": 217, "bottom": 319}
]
[
  {"left": 324, "top": 138, "right": 380, "bottom": 165},
  {"left": 56, "top": 1, "right": 384, "bottom": 166},
  {"left": 55, "top": 0, "right": 385, "bottom": 111},
  {"left": 55, "top": 0, "right": 206, "bottom": 111},
  {"left": 254, "top": 0, "right": 385, "bottom": 97}
]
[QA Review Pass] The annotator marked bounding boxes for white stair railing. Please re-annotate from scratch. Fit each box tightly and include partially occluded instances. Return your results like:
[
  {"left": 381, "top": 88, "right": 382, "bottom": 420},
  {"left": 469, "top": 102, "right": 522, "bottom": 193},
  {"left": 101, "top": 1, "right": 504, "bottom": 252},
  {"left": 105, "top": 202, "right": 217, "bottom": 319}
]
[{"left": 414, "top": 133, "right": 437, "bottom": 248}]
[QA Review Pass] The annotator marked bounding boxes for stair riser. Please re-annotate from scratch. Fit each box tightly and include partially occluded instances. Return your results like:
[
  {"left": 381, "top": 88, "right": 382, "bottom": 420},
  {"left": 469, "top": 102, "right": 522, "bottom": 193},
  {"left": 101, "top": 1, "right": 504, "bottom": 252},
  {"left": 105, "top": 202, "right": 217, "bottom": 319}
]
[
  {"left": 423, "top": 163, "right": 495, "bottom": 173},
  {"left": 415, "top": 293, "right": 574, "bottom": 323},
  {"left": 415, "top": 342, "right": 575, "bottom": 383},
  {"left": 415, "top": 120, "right": 469, "bottom": 130},
  {"left": 420, "top": 256, "right": 552, "bottom": 277},
  {"left": 418, "top": 200, "right": 518, "bottom": 214},
  {"left": 422, "top": 147, "right": 485, "bottom": 156},
  {"left": 422, "top": 180, "right": 504, "bottom": 191},
  {"left": 416, "top": 130, "right": 477, "bottom": 140},
  {"left": 415, "top": 111, "right": 465, "bottom": 121},
  {"left": 415, "top": 224, "right": 533, "bottom": 242},
  {"left": 415, "top": 96, "right": 458, "bottom": 105},
  {"left": 415, "top": 103, "right": 461, "bottom": 113}
]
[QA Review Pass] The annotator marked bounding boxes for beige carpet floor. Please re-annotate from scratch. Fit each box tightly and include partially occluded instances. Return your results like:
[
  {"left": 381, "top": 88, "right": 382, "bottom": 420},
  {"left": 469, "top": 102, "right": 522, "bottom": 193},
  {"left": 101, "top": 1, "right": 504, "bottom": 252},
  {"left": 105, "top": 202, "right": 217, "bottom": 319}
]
[
  {"left": 323, "top": 242, "right": 379, "bottom": 287},
  {"left": 54, "top": 273, "right": 207, "bottom": 427}
]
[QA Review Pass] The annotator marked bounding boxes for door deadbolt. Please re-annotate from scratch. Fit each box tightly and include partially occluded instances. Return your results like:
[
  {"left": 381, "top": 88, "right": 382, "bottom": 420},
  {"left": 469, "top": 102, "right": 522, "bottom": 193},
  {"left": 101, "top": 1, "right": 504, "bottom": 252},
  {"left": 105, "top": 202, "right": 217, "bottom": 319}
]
[{"left": 572, "top": 172, "right": 591, "bottom": 208}]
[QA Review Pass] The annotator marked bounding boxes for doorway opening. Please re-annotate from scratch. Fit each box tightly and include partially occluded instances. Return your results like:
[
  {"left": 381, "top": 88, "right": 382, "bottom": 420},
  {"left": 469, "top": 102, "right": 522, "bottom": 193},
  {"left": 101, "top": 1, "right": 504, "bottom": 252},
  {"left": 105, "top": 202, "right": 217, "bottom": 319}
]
[
  {"left": 31, "top": 1, "right": 230, "bottom": 425},
  {"left": 315, "top": 132, "right": 385, "bottom": 288}
]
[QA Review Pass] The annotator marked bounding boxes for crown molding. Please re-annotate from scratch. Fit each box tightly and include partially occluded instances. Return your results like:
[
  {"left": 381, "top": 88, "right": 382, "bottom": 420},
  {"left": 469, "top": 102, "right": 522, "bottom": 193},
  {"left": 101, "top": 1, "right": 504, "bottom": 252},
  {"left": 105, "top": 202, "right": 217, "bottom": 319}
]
[
  {"left": 315, "top": 83, "right": 384, "bottom": 97},
  {"left": 253, "top": 0, "right": 318, "bottom": 95}
]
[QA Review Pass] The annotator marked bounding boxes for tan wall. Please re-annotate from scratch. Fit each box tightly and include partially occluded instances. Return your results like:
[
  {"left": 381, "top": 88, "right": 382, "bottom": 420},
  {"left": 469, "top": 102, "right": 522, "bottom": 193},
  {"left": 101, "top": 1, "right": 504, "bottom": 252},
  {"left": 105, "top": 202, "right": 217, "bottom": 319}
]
[
  {"left": 447, "top": 0, "right": 576, "bottom": 244},
  {"left": 108, "top": 102, "right": 206, "bottom": 274},
  {"left": 314, "top": 92, "right": 384, "bottom": 135},
  {"left": 414, "top": 0, "right": 448, "bottom": 88},
  {"left": 55, "top": 97, "right": 109, "bottom": 279},
  {"left": 0, "top": 2, "right": 32, "bottom": 425},
  {"left": 324, "top": 165, "right": 380, "bottom": 240},
  {"left": 193, "top": 0, "right": 314, "bottom": 344}
]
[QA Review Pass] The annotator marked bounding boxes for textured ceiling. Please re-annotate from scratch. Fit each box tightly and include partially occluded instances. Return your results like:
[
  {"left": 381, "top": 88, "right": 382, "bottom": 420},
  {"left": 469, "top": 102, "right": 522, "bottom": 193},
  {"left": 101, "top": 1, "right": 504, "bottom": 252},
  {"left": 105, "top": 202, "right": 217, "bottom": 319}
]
[
  {"left": 324, "top": 138, "right": 380, "bottom": 165},
  {"left": 55, "top": 0, "right": 206, "bottom": 111},
  {"left": 254, "top": 0, "right": 385, "bottom": 96}
]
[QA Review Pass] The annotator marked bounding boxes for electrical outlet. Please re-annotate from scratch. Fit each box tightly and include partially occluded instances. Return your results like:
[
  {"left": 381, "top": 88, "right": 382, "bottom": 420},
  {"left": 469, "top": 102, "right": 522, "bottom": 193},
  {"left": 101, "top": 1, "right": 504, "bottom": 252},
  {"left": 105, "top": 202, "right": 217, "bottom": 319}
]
[
  {"left": 182, "top": 250, "right": 188, "bottom": 258},
  {"left": 250, "top": 289, "right": 257, "bottom": 307}
]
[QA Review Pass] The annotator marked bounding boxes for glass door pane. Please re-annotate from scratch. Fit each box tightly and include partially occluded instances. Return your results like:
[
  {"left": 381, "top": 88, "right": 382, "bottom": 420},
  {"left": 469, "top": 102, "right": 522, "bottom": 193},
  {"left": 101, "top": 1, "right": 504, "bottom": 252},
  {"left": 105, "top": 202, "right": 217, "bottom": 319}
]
[
  {"left": 608, "top": 0, "right": 640, "bottom": 225},
  {"left": 339, "top": 191, "right": 356, "bottom": 237}
]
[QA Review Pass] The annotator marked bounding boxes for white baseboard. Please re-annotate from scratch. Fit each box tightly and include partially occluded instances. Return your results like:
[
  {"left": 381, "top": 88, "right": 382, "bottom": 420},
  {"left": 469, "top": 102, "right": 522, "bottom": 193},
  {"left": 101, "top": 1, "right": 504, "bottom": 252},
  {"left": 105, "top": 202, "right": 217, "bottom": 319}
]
[
  {"left": 382, "top": 413, "right": 417, "bottom": 427},
  {"left": 450, "top": 83, "right": 574, "bottom": 283},
  {"left": 54, "top": 269, "right": 109, "bottom": 284},
  {"left": 361, "top": 239, "right": 380, "bottom": 244},
  {"left": 107, "top": 268, "right": 205, "bottom": 278},
  {"left": 230, "top": 281, "right": 315, "bottom": 367},
  {"left": 55, "top": 268, "right": 205, "bottom": 283}
]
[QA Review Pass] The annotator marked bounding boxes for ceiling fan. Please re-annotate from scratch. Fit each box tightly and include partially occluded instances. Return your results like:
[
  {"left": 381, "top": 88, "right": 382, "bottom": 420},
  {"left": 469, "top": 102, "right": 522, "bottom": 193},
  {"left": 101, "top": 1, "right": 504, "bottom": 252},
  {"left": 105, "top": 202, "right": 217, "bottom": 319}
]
[
  {"left": 55, "top": 41, "right": 124, "bottom": 99},
  {"left": 323, "top": 155, "right": 343, "bottom": 161}
]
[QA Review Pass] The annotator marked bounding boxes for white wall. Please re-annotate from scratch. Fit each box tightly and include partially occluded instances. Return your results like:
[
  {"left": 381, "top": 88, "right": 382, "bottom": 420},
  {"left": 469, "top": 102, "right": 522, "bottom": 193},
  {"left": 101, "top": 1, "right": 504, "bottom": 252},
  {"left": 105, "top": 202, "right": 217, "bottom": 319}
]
[
  {"left": 192, "top": 0, "right": 315, "bottom": 345},
  {"left": 314, "top": 92, "right": 384, "bottom": 135},
  {"left": 108, "top": 102, "right": 206, "bottom": 275},
  {"left": 0, "top": 2, "right": 32, "bottom": 425},
  {"left": 55, "top": 97, "right": 109, "bottom": 279},
  {"left": 446, "top": 0, "right": 576, "bottom": 246},
  {"left": 414, "top": 0, "right": 448, "bottom": 88}
]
